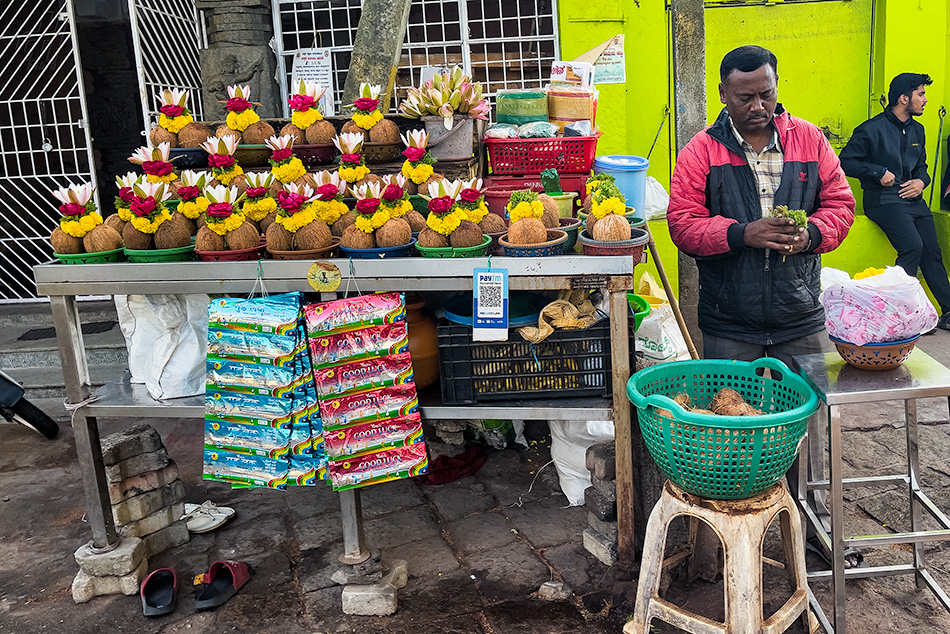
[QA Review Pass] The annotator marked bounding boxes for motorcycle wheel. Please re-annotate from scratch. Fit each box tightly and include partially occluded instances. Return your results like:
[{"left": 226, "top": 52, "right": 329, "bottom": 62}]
[{"left": 10, "top": 399, "right": 59, "bottom": 439}]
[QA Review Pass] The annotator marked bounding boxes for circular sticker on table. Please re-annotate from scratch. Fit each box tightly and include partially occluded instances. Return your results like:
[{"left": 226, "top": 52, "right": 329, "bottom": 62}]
[{"left": 307, "top": 261, "right": 341, "bottom": 292}]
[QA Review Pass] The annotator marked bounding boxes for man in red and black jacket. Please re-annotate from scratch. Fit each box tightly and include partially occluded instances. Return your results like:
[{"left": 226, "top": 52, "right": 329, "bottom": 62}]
[{"left": 668, "top": 45, "right": 855, "bottom": 363}]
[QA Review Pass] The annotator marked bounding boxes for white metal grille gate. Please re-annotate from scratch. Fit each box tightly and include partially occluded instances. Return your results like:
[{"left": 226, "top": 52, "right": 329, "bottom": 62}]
[
  {"left": 129, "top": 0, "right": 206, "bottom": 131},
  {"left": 0, "top": 0, "right": 97, "bottom": 302},
  {"left": 272, "top": 0, "right": 559, "bottom": 116}
]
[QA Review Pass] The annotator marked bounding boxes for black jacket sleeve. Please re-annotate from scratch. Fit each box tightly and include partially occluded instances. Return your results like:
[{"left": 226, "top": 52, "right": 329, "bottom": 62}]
[
  {"left": 912, "top": 124, "right": 930, "bottom": 186},
  {"left": 840, "top": 124, "right": 886, "bottom": 181}
]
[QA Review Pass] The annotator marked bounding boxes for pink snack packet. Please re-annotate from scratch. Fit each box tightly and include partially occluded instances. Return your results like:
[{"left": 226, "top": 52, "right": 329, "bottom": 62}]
[
  {"left": 312, "top": 352, "right": 415, "bottom": 397},
  {"left": 304, "top": 292, "right": 405, "bottom": 336},
  {"left": 324, "top": 412, "right": 424, "bottom": 459},
  {"left": 328, "top": 443, "right": 428, "bottom": 490},
  {"left": 308, "top": 322, "right": 409, "bottom": 368},
  {"left": 319, "top": 384, "right": 419, "bottom": 430}
]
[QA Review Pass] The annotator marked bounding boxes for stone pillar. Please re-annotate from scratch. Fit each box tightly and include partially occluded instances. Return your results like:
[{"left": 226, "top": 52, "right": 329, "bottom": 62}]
[
  {"left": 342, "top": 0, "right": 413, "bottom": 108},
  {"left": 194, "top": 0, "right": 281, "bottom": 121}
]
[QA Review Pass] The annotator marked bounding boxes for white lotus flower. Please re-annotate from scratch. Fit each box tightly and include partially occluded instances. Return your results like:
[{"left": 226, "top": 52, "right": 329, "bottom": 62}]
[
  {"left": 203, "top": 184, "right": 239, "bottom": 204},
  {"left": 199, "top": 135, "right": 239, "bottom": 156},
  {"left": 436, "top": 179, "right": 464, "bottom": 200},
  {"left": 244, "top": 172, "right": 274, "bottom": 189},
  {"left": 462, "top": 178, "right": 483, "bottom": 191},
  {"left": 359, "top": 83, "right": 382, "bottom": 100},
  {"left": 381, "top": 173, "right": 407, "bottom": 188},
  {"left": 294, "top": 80, "right": 327, "bottom": 101},
  {"left": 131, "top": 180, "right": 172, "bottom": 202},
  {"left": 157, "top": 88, "right": 189, "bottom": 107},
  {"left": 179, "top": 170, "right": 210, "bottom": 188},
  {"left": 116, "top": 172, "right": 142, "bottom": 189},
  {"left": 264, "top": 134, "right": 295, "bottom": 151},
  {"left": 227, "top": 85, "right": 251, "bottom": 100},
  {"left": 52, "top": 183, "right": 93, "bottom": 206},
  {"left": 351, "top": 181, "right": 383, "bottom": 200},
  {"left": 400, "top": 129, "right": 428, "bottom": 149},
  {"left": 281, "top": 182, "right": 316, "bottom": 201},
  {"left": 128, "top": 142, "right": 171, "bottom": 165},
  {"left": 312, "top": 170, "right": 346, "bottom": 195},
  {"left": 332, "top": 132, "right": 364, "bottom": 154}
]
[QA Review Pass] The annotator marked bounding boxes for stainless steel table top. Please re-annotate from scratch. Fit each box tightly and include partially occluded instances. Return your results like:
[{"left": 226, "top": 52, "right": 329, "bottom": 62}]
[{"left": 794, "top": 349, "right": 950, "bottom": 406}]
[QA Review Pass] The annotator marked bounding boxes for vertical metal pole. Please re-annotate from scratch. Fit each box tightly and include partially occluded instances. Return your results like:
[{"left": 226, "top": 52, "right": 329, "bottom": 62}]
[
  {"left": 66, "top": 0, "right": 101, "bottom": 207},
  {"left": 609, "top": 287, "right": 635, "bottom": 566},
  {"left": 670, "top": 0, "right": 705, "bottom": 355},
  {"left": 126, "top": 0, "right": 151, "bottom": 136},
  {"left": 338, "top": 489, "right": 369, "bottom": 565},
  {"left": 270, "top": 0, "right": 291, "bottom": 119},
  {"left": 828, "top": 404, "right": 847, "bottom": 634},
  {"left": 905, "top": 398, "right": 925, "bottom": 588}
]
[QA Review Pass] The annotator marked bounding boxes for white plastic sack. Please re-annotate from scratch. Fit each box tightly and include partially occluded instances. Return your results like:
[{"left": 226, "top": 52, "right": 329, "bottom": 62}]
[
  {"left": 549, "top": 420, "right": 614, "bottom": 506},
  {"left": 644, "top": 176, "right": 670, "bottom": 221},
  {"left": 819, "top": 266, "right": 937, "bottom": 345},
  {"left": 115, "top": 294, "right": 210, "bottom": 400},
  {"left": 635, "top": 301, "right": 690, "bottom": 363}
]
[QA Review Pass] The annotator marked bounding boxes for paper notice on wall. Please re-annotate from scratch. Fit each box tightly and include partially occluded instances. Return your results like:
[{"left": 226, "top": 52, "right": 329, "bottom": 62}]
[
  {"left": 573, "top": 35, "right": 625, "bottom": 85},
  {"left": 291, "top": 49, "right": 335, "bottom": 116}
]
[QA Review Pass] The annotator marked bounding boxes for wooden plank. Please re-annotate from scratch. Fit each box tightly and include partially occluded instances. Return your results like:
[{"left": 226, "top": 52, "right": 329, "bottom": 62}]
[{"left": 610, "top": 288, "right": 636, "bottom": 566}]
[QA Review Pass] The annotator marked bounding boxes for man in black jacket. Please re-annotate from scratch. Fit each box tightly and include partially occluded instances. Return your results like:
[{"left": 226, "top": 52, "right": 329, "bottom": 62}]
[{"left": 840, "top": 72, "right": 950, "bottom": 330}]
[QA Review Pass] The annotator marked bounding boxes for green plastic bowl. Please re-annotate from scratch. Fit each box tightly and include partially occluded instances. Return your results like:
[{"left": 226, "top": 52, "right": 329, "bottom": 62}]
[
  {"left": 627, "top": 293, "right": 651, "bottom": 329},
  {"left": 124, "top": 244, "right": 194, "bottom": 263},
  {"left": 415, "top": 234, "right": 491, "bottom": 258},
  {"left": 55, "top": 248, "right": 125, "bottom": 265}
]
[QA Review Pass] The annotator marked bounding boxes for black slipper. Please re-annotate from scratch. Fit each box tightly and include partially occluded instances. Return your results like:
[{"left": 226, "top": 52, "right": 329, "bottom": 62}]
[{"left": 141, "top": 568, "right": 178, "bottom": 617}]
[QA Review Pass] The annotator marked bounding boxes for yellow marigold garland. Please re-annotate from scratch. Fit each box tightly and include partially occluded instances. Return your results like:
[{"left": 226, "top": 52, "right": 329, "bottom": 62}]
[
  {"left": 591, "top": 197, "right": 626, "bottom": 219},
  {"left": 507, "top": 200, "right": 544, "bottom": 222},
  {"left": 226, "top": 109, "right": 260, "bottom": 132},
  {"left": 339, "top": 165, "right": 370, "bottom": 183},
  {"left": 457, "top": 201, "right": 488, "bottom": 224},
  {"left": 426, "top": 210, "right": 463, "bottom": 236},
  {"left": 129, "top": 207, "right": 172, "bottom": 234},
  {"left": 178, "top": 196, "right": 209, "bottom": 220},
  {"left": 206, "top": 211, "right": 247, "bottom": 236},
  {"left": 354, "top": 210, "right": 390, "bottom": 233},
  {"left": 117, "top": 206, "right": 132, "bottom": 222},
  {"left": 401, "top": 161, "right": 433, "bottom": 185},
  {"left": 242, "top": 197, "right": 277, "bottom": 222},
  {"left": 146, "top": 172, "right": 178, "bottom": 185},
  {"left": 586, "top": 179, "right": 603, "bottom": 195},
  {"left": 271, "top": 158, "right": 306, "bottom": 184},
  {"left": 216, "top": 165, "right": 244, "bottom": 185},
  {"left": 292, "top": 109, "right": 322, "bottom": 129},
  {"left": 275, "top": 204, "right": 316, "bottom": 233},
  {"left": 312, "top": 200, "right": 347, "bottom": 225},
  {"left": 380, "top": 199, "right": 412, "bottom": 219},
  {"left": 159, "top": 113, "right": 193, "bottom": 134},
  {"left": 352, "top": 110, "right": 383, "bottom": 130},
  {"left": 59, "top": 212, "right": 103, "bottom": 238}
]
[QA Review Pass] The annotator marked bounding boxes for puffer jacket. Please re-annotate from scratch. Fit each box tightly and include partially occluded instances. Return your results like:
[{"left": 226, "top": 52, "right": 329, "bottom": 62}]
[{"left": 668, "top": 106, "right": 855, "bottom": 345}]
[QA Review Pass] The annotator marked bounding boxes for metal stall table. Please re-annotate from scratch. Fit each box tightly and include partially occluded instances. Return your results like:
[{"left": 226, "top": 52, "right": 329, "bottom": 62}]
[
  {"left": 34, "top": 256, "right": 639, "bottom": 565},
  {"left": 794, "top": 348, "right": 950, "bottom": 634}
]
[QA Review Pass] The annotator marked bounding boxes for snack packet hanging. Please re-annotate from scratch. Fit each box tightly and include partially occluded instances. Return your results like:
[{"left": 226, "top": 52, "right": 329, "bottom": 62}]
[
  {"left": 312, "top": 352, "right": 414, "bottom": 397},
  {"left": 327, "top": 444, "right": 428, "bottom": 490},
  {"left": 203, "top": 447, "right": 289, "bottom": 489},
  {"left": 208, "top": 292, "right": 303, "bottom": 335},
  {"left": 323, "top": 412, "right": 424, "bottom": 459},
  {"left": 308, "top": 322, "right": 409, "bottom": 368},
  {"left": 304, "top": 292, "right": 405, "bottom": 336},
  {"left": 319, "top": 385, "right": 419, "bottom": 430},
  {"left": 204, "top": 418, "right": 292, "bottom": 457},
  {"left": 207, "top": 328, "right": 303, "bottom": 360}
]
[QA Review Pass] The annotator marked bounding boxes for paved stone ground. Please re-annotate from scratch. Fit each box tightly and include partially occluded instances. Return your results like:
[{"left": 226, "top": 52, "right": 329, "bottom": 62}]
[{"left": 2, "top": 338, "right": 950, "bottom": 632}]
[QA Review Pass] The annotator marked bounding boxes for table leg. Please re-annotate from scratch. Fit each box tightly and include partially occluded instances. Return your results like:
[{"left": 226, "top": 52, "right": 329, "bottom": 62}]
[
  {"left": 905, "top": 398, "right": 926, "bottom": 589},
  {"left": 609, "top": 289, "right": 635, "bottom": 565},
  {"left": 828, "top": 404, "right": 846, "bottom": 634},
  {"left": 338, "top": 488, "right": 369, "bottom": 565}
]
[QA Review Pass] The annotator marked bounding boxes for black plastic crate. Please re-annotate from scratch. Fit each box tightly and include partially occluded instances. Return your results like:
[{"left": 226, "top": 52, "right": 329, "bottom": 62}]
[{"left": 437, "top": 318, "right": 614, "bottom": 405}]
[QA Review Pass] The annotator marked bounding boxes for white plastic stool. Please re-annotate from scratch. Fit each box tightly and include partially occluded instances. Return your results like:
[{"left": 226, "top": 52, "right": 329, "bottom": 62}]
[{"left": 625, "top": 480, "right": 817, "bottom": 634}]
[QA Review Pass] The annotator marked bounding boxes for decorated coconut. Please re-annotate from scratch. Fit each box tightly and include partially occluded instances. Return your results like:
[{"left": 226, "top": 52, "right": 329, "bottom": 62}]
[
  {"left": 266, "top": 182, "right": 333, "bottom": 252},
  {"left": 50, "top": 183, "right": 122, "bottom": 255},
  {"left": 399, "top": 129, "right": 439, "bottom": 196},
  {"left": 333, "top": 132, "right": 372, "bottom": 187},
  {"left": 417, "top": 179, "right": 463, "bottom": 248},
  {"left": 341, "top": 182, "right": 387, "bottom": 249},
  {"left": 588, "top": 182, "right": 631, "bottom": 242},
  {"left": 583, "top": 173, "right": 616, "bottom": 217},
  {"left": 109, "top": 172, "right": 143, "bottom": 234},
  {"left": 200, "top": 135, "right": 245, "bottom": 189},
  {"left": 310, "top": 170, "right": 351, "bottom": 235},
  {"left": 149, "top": 88, "right": 195, "bottom": 147},
  {"left": 220, "top": 84, "right": 273, "bottom": 144},
  {"left": 538, "top": 193, "right": 560, "bottom": 228},
  {"left": 194, "top": 185, "right": 260, "bottom": 252},
  {"left": 128, "top": 142, "right": 178, "bottom": 190},
  {"left": 241, "top": 172, "right": 279, "bottom": 233},
  {"left": 374, "top": 176, "right": 413, "bottom": 247},
  {"left": 171, "top": 169, "right": 210, "bottom": 236},
  {"left": 379, "top": 173, "right": 424, "bottom": 232},
  {"left": 286, "top": 80, "right": 335, "bottom": 145},
  {"left": 122, "top": 181, "right": 176, "bottom": 250},
  {"left": 342, "top": 83, "right": 401, "bottom": 144},
  {"left": 505, "top": 190, "right": 548, "bottom": 246},
  {"left": 265, "top": 134, "right": 308, "bottom": 189}
]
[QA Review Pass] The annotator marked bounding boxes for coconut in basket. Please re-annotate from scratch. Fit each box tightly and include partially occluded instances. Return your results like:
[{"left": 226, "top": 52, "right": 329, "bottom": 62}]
[
  {"left": 417, "top": 179, "right": 464, "bottom": 248},
  {"left": 505, "top": 190, "right": 548, "bottom": 246},
  {"left": 122, "top": 181, "right": 186, "bottom": 250},
  {"left": 342, "top": 182, "right": 387, "bottom": 250},
  {"left": 586, "top": 182, "right": 630, "bottom": 242},
  {"left": 310, "top": 170, "right": 352, "bottom": 236},
  {"left": 195, "top": 185, "right": 260, "bottom": 253},
  {"left": 219, "top": 84, "right": 274, "bottom": 146},
  {"left": 375, "top": 175, "right": 414, "bottom": 247},
  {"left": 50, "top": 183, "right": 123, "bottom": 255},
  {"left": 266, "top": 182, "right": 333, "bottom": 252},
  {"left": 284, "top": 80, "right": 334, "bottom": 144},
  {"left": 341, "top": 82, "right": 401, "bottom": 145}
]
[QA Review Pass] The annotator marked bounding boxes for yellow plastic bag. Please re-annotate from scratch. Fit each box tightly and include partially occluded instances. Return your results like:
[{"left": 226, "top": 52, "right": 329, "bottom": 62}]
[{"left": 637, "top": 271, "right": 667, "bottom": 302}]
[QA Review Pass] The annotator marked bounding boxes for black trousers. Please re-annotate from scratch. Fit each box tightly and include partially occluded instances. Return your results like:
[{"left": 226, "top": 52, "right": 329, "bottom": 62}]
[{"left": 865, "top": 202, "right": 950, "bottom": 314}]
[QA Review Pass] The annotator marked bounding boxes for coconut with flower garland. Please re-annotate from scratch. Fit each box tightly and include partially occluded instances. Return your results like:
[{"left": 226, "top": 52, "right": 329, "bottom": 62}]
[
  {"left": 373, "top": 177, "right": 413, "bottom": 247},
  {"left": 310, "top": 170, "right": 352, "bottom": 236},
  {"left": 341, "top": 83, "right": 401, "bottom": 144},
  {"left": 283, "top": 80, "right": 336, "bottom": 145},
  {"left": 122, "top": 181, "right": 182, "bottom": 250},
  {"left": 333, "top": 132, "right": 374, "bottom": 187},
  {"left": 50, "top": 183, "right": 123, "bottom": 255},
  {"left": 342, "top": 182, "right": 387, "bottom": 249},
  {"left": 582, "top": 173, "right": 616, "bottom": 217},
  {"left": 194, "top": 185, "right": 259, "bottom": 252},
  {"left": 505, "top": 190, "right": 548, "bottom": 246},
  {"left": 265, "top": 182, "right": 333, "bottom": 252},
  {"left": 586, "top": 182, "right": 630, "bottom": 241},
  {"left": 379, "top": 173, "right": 425, "bottom": 232},
  {"left": 417, "top": 179, "right": 464, "bottom": 248},
  {"left": 398, "top": 129, "right": 440, "bottom": 196},
  {"left": 200, "top": 135, "right": 246, "bottom": 192},
  {"left": 174, "top": 170, "right": 211, "bottom": 235},
  {"left": 241, "top": 172, "right": 279, "bottom": 233},
  {"left": 128, "top": 142, "right": 178, "bottom": 192},
  {"left": 218, "top": 84, "right": 274, "bottom": 145},
  {"left": 148, "top": 88, "right": 194, "bottom": 147},
  {"left": 108, "top": 172, "right": 142, "bottom": 234},
  {"left": 266, "top": 134, "right": 308, "bottom": 187}
]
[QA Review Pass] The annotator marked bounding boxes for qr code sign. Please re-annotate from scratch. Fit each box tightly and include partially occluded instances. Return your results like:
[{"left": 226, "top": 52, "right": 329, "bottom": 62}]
[{"left": 480, "top": 283, "right": 502, "bottom": 309}]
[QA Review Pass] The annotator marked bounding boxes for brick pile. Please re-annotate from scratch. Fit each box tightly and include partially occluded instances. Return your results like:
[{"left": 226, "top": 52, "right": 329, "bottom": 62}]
[{"left": 582, "top": 442, "right": 618, "bottom": 566}]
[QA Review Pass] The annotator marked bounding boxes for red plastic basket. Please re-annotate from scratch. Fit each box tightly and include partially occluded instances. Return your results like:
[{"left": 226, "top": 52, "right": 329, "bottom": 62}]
[{"left": 485, "top": 134, "right": 599, "bottom": 175}]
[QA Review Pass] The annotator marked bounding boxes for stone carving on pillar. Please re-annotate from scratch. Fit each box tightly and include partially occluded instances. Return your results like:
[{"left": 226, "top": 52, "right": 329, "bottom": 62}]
[{"left": 193, "top": 0, "right": 281, "bottom": 121}]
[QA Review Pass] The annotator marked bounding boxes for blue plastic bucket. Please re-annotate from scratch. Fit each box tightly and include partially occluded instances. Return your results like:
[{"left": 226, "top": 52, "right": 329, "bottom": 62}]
[{"left": 593, "top": 155, "right": 649, "bottom": 221}]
